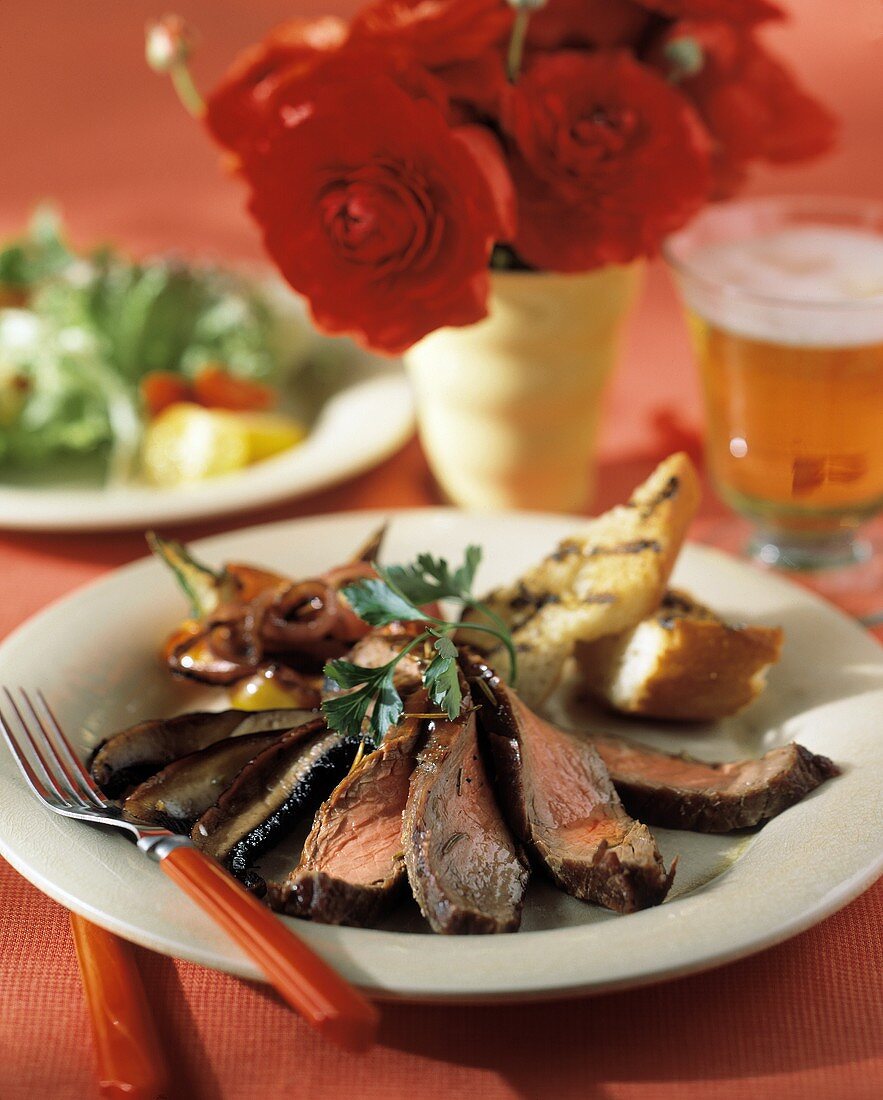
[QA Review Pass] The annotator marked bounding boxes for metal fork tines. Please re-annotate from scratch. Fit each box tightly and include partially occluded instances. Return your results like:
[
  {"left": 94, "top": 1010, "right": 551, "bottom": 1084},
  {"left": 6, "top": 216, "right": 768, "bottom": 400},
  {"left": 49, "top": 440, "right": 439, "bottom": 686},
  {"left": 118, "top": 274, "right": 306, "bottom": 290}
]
[{"left": 0, "top": 687, "right": 169, "bottom": 842}]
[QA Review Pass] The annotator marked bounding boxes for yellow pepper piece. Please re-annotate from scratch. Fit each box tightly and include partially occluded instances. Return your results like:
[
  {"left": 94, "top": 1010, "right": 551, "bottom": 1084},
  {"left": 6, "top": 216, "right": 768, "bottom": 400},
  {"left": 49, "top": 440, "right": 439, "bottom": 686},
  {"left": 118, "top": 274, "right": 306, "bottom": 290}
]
[{"left": 229, "top": 669, "right": 308, "bottom": 710}]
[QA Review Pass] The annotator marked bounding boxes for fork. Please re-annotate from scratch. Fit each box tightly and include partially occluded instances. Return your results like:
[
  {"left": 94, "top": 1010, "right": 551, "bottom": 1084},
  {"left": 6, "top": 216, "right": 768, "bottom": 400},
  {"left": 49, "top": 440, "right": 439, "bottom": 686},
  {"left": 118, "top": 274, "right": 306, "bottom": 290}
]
[{"left": 0, "top": 688, "right": 378, "bottom": 1053}]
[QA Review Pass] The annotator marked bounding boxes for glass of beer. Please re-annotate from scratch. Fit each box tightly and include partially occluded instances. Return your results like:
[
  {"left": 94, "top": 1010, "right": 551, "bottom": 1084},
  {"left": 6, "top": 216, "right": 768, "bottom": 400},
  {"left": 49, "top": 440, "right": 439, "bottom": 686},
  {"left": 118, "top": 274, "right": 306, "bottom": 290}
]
[{"left": 665, "top": 196, "right": 883, "bottom": 573}]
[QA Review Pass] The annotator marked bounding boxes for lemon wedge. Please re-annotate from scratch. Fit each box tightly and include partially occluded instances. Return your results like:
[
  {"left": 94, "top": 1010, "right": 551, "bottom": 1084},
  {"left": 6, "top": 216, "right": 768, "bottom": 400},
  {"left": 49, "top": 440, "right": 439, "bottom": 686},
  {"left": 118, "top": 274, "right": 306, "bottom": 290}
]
[
  {"left": 237, "top": 412, "right": 307, "bottom": 462},
  {"left": 142, "top": 403, "right": 306, "bottom": 487}
]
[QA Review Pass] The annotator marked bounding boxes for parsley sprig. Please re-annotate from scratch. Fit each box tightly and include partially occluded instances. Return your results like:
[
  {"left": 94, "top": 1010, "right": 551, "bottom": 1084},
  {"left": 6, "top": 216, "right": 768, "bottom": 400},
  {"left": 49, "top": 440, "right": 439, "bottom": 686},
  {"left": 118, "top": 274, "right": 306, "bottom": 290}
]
[{"left": 322, "top": 547, "right": 515, "bottom": 745}]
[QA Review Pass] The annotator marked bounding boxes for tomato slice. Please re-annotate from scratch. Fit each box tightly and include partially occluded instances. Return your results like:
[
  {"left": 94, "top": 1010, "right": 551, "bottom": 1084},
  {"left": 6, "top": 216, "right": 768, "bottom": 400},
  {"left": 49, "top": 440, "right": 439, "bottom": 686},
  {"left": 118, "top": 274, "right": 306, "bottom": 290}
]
[
  {"left": 140, "top": 372, "right": 192, "bottom": 418},
  {"left": 193, "top": 364, "right": 276, "bottom": 412}
]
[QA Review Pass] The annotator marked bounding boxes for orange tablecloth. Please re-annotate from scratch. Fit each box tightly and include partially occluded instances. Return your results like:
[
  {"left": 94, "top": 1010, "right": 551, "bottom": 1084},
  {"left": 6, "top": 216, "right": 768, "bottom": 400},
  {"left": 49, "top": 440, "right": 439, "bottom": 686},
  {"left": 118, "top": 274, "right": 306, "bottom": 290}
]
[{"left": 2, "top": 1, "right": 881, "bottom": 1096}]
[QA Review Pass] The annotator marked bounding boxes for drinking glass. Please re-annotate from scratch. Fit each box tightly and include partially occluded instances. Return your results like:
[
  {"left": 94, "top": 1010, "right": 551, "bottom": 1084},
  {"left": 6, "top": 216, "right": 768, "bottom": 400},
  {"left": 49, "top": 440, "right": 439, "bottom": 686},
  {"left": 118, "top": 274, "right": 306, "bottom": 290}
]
[{"left": 665, "top": 196, "right": 883, "bottom": 597}]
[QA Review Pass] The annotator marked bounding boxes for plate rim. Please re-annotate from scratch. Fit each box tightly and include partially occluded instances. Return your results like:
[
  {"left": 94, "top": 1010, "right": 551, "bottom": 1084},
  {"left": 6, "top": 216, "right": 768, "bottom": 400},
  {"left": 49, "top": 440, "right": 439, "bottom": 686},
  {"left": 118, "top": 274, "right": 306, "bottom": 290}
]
[
  {"left": 0, "top": 371, "right": 414, "bottom": 532},
  {"left": 1, "top": 507, "right": 881, "bottom": 1002}
]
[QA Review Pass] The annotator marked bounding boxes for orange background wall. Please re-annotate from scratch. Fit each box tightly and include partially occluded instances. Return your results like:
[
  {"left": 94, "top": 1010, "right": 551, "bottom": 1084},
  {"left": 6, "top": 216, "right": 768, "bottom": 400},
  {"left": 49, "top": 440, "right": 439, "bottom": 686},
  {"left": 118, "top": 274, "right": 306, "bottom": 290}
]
[{"left": 2, "top": 1, "right": 881, "bottom": 459}]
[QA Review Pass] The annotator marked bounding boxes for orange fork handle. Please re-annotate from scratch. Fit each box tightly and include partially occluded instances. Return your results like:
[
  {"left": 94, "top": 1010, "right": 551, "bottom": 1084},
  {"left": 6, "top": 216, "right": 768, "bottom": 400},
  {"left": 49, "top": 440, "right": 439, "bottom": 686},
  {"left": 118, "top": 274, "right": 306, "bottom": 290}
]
[
  {"left": 159, "top": 845, "right": 378, "bottom": 1052},
  {"left": 69, "top": 912, "right": 170, "bottom": 1100}
]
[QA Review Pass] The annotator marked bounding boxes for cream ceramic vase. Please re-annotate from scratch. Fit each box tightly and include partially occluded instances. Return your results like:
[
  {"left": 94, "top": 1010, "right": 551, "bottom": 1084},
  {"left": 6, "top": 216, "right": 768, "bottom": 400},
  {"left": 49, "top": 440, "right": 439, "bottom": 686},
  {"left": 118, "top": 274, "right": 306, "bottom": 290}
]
[{"left": 403, "top": 263, "right": 644, "bottom": 512}]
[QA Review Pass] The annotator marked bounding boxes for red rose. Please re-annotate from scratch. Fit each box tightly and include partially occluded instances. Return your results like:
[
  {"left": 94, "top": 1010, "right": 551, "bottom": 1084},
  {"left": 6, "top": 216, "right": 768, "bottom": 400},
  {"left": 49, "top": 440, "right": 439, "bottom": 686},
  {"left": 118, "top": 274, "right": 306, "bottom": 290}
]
[
  {"left": 652, "top": 21, "right": 837, "bottom": 196},
  {"left": 431, "top": 49, "right": 509, "bottom": 124},
  {"left": 527, "top": 0, "right": 651, "bottom": 51},
  {"left": 265, "top": 44, "right": 454, "bottom": 130},
  {"left": 204, "top": 17, "right": 346, "bottom": 156},
  {"left": 500, "top": 51, "right": 711, "bottom": 271},
  {"left": 635, "top": 0, "right": 782, "bottom": 21},
  {"left": 349, "top": 0, "right": 513, "bottom": 67},
  {"left": 241, "top": 62, "right": 514, "bottom": 354}
]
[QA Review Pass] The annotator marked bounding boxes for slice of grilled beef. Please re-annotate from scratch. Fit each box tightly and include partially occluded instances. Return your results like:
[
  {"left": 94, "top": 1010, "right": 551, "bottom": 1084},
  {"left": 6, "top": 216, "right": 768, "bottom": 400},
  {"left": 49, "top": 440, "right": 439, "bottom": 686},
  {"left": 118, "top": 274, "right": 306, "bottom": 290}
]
[
  {"left": 402, "top": 702, "right": 529, "bottom": 934},
  {"left": 121, "top": 729, "right": 291, "bottom": 832},
  {"left": 466, "top": 659, "right": 673, "bottom": 914},
  {"left": 268, "top": 710, "right": 425, "bottom": 926},
  {"left": 191, "top": 719, "right": 358, "bottom": 880},
  {"left": 91, "top": 708, "right": 314, "bottom": 797},
  {"left": 591, "top": 732, "right": 839, "bottom": 833}
]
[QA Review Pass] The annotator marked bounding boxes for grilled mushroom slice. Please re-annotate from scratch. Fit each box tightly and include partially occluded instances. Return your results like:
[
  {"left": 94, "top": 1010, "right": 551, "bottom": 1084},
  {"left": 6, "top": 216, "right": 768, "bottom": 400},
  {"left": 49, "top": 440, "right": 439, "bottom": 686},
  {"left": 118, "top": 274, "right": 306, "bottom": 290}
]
[
  {"left": 121, "top": 729, "right": 292, "bottom": 832},
  {"left": 90, "top": 709, "right": 314, "bottom": 798},
  {"left": 191, "top": 720, "right": 359, "bottom": 879}
]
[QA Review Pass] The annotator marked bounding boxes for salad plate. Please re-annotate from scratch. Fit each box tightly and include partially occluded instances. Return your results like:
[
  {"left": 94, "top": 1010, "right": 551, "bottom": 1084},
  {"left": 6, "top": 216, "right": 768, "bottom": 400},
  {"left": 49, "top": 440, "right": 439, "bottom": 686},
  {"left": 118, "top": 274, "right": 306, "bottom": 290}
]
[
  {"left": 0, "top": 509, "right": 881, "bottom": 1002},
  {"left": 0, "top": 363, "right": 413, "bottom": 530},
  {"left": 0, "top": 211, "right": 414, "bottom": 530}
]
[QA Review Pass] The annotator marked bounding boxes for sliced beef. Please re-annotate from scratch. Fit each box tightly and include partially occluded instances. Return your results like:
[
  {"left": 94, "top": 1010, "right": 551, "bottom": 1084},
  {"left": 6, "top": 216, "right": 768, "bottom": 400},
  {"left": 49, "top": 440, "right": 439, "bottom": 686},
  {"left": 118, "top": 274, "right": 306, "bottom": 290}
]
[
  {"left": 268, "top": 710, "right": 425, "bottom": 926},
  {"left": 191, "top": 719, "right": 358, "bottom": 879},
  {"left": 591, "top": 732, "right": 839, "bottom": 833},
  {"left": 90, "top": 708, "right": 314, "bottom": 797},
  {"left": 403, "top": 703, "right": 529, "bottom": 935},
  {"left": 121, "top": 729, "right": 291, "bottom": 832},
  {"left": 466, "top": 659, "right": 673, "bottom": 914}
]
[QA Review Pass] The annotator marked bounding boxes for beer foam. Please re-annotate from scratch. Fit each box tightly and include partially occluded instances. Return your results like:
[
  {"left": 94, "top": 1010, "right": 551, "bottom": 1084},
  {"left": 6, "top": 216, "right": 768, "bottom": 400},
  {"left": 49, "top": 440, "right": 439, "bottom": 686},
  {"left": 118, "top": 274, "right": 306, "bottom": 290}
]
[{"left": 679, "top": 226, "right": 883, "bottom": 347}]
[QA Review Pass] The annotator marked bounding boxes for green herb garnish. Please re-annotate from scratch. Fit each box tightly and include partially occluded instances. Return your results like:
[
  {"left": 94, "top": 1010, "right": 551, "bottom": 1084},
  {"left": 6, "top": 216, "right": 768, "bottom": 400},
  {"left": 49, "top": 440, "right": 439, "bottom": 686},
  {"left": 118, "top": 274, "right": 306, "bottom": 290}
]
[{"left": 322, "top": 547, "right": 515, "bottom": 745}]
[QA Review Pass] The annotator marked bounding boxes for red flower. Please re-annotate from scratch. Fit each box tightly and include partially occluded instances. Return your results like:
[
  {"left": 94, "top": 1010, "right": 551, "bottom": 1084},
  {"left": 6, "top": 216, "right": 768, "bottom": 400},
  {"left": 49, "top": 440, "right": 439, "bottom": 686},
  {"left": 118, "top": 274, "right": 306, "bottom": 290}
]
[
  {"left": 651, "top": 21, "right": 838, "bottom": 195},
  {"left": 240, "top": 61, "right": 514, "bottom": 354},
  {"left": 527, "top": 0, "right": 651, "bottom": 51},
  {"left": 205, "top": 17, "right": 345, "bottom": 156},
  {"left": 634, "top": 0, "right": 783, "bottom": 21},
  {"left": 349, "top": 0, "right": 513, "bottom": 68},
  {"left": 500, "top": 51, "right": 711, "bottom": 271},
  {"left": 431, "top": 49, "right": 509, "bottom": 124},
  {"left": 266, "top": 44, "right": 453, "bottom": 129}
]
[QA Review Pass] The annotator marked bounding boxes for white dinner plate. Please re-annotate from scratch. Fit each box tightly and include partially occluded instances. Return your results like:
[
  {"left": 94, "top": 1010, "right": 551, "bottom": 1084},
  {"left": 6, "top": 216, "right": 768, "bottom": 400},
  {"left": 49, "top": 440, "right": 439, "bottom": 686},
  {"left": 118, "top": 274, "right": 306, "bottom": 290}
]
[
  {"left": 0, "top": 509, "right": 881, "bottom": 1002},
  {"left": 0, "top": 363, "right": 413, "bottom": 531}
]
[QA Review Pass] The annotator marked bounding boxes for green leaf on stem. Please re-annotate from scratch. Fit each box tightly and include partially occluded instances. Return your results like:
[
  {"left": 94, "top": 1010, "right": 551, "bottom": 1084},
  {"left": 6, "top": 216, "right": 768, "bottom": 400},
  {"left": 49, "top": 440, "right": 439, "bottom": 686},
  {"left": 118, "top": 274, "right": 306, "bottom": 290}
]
[
  {"left": 378, "top": 546, "right": 482, "bottom": 607},
  {"left": 340, "top": 578, "right": 429, "bottom": 628},
  {"left": 423, "top": 632, "right": 462, "bottom": 720}
]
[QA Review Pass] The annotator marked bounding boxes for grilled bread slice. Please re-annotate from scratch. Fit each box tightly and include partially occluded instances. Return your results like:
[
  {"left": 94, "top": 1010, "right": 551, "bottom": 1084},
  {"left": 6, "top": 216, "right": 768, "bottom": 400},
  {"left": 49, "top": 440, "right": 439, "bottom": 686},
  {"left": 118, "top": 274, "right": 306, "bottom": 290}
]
[
  {"left": 575, "top": 589, "right": 784, "bottom": 721},
  {"left": 461, "top": 453, "right": 701, "bottom": 708}
]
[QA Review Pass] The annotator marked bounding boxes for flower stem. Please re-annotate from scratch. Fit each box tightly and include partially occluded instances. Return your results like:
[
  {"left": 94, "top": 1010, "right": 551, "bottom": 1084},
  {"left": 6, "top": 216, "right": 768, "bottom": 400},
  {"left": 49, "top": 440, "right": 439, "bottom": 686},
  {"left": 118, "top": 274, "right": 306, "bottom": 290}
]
[
  {"left": 506, "top": 9, "right": 531, "bottom": 84},
  {"left": 169, "top": 63, "right": 205, "bottom": 118},
  {"left": 145, "top": 17, "right": 204, "bottom": 117}
]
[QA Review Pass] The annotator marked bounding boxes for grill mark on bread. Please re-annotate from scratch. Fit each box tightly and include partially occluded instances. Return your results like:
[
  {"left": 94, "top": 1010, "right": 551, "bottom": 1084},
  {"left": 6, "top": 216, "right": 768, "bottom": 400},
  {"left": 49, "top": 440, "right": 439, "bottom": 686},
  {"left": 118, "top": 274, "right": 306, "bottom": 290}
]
[
  {"left": 638, "top": 476, "right": 680, "bottom": 517},
  {"left": 548, "top": 540, "right": 581, "bottom": 562},
  {"left": 549, "top": 539, "right": 662, "bottom": 563},
  {"left": 508, "top": 586, "right": 615, "bottom": 629},
  {"left": 587, "top": 539, "right": 663, "bottom": 557}
]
